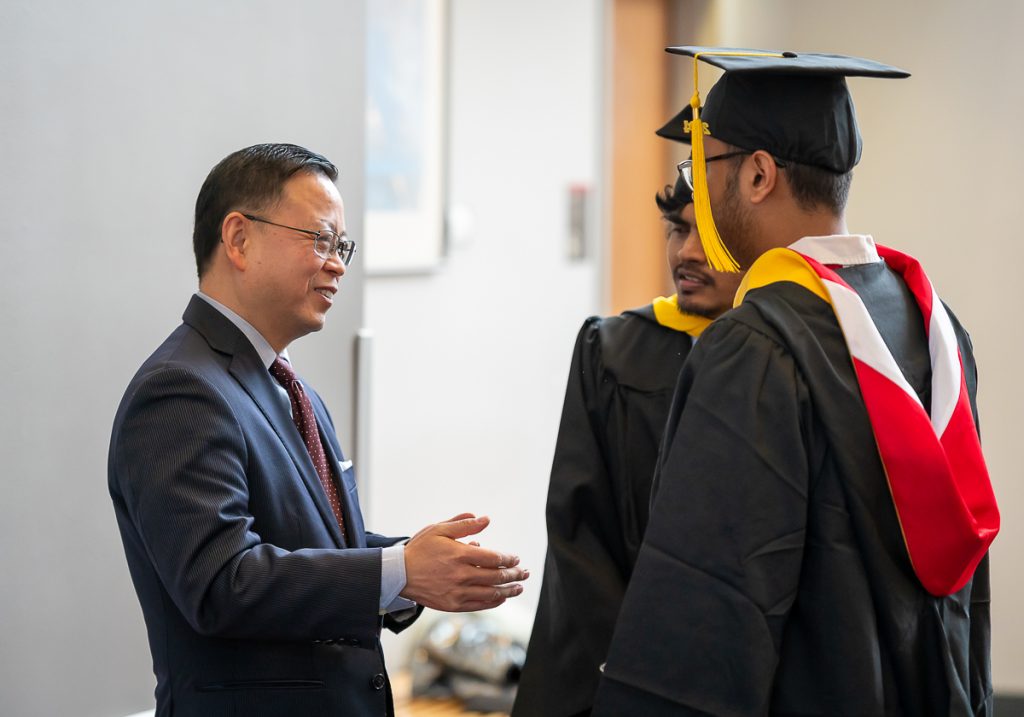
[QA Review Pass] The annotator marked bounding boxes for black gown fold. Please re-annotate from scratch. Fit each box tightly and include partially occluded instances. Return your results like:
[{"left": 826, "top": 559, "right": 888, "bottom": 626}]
[{"left": 514, "top": 305, "right": 695, "bottom": 717}]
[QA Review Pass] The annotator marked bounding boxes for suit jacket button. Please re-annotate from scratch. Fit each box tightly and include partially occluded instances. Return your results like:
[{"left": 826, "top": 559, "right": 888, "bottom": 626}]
[{"left": 370, "top": 673, "right": 386, "bottom": 691}]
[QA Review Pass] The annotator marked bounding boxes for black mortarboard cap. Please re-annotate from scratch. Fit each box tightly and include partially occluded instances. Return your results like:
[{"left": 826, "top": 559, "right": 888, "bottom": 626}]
[
  {"left": 656, "top": 47, "right": 910, "bottom": 173},
  {"left": 658, "top": 47, "right": 909, "bottom": 273}
]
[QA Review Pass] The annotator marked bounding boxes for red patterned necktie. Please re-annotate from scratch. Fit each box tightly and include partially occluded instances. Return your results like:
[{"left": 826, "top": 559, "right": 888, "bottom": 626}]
[{"left": 269, "top": 357, "right": 346, "bottom": 538}]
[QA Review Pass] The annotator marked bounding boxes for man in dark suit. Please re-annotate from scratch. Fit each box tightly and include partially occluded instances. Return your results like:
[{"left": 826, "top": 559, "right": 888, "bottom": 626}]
[{"left": 109, "top": 143, "right": 529, "bottom": 717}]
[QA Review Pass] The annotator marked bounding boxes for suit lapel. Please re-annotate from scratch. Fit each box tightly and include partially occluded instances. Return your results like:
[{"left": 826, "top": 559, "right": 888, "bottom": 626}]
[{"left": 182, "top": 296, "right": 347, "bottom": 548}]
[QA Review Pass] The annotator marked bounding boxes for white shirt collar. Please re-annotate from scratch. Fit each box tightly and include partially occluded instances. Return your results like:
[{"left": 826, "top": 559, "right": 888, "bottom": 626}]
[
  {"left": 787, "top": 235, "right": 880, "bottom": 266},
  {"left": 195, "top": 292, "right": 289, "bottom": 370}
]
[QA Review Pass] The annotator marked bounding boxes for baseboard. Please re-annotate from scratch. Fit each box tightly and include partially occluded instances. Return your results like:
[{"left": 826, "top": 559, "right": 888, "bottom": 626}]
[{"left": 996, "top": 693, "right": 1024, "bottom": 715}]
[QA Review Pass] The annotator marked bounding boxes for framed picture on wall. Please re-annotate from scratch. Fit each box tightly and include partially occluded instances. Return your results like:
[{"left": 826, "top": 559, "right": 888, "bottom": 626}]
[{"left": 365, "top": 0, "right": 448, "bottom": 274}]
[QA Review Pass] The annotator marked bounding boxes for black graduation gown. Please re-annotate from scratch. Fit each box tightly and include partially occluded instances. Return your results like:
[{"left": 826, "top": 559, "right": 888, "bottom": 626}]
[
  {"left": 513, "top": 305, "right": 695, "bottom": 717},
  {"left": 592, "top": 264, "right": 992, "bottom": 716}
]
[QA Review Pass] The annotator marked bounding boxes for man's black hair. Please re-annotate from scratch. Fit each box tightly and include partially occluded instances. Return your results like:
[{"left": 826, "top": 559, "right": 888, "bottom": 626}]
[{"left": 193, "top": 143, "right": 338, "bottom": 278}]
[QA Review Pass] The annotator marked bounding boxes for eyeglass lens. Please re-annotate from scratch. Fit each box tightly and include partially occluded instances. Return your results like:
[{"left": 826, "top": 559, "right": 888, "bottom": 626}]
[{"left": 313, "top": 235, "right": 355, "bottom": 265}]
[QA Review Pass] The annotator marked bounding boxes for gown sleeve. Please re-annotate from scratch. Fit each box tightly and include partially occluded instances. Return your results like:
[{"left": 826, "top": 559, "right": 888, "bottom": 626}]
[
  {"left": 593, "top": 315, "right": 816, "bottom": 716},
  {"left": 948, "top": 307, "right": 993, "bottom": 713},
  {"left": 514, "top": 318, "right": 631, "bottom": 717}
]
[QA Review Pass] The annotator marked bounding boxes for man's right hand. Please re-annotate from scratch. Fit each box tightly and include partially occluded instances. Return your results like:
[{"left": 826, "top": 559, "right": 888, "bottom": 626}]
[{"left": 401, "top": 513, "right": 529, "bottom": 612}]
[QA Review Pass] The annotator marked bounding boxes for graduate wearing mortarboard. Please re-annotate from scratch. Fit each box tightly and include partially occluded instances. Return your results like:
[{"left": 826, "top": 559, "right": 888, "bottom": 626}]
[
  {"left": 514, "top": 179, "right": 744, "bottom": 717},
  {"left": 593, "top": 47, "right": 999, "bottom": 716}
]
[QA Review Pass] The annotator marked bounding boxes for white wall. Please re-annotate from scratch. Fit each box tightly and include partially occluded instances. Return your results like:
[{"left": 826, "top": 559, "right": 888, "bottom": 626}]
[
  {"left": 680, "top": 0, "right": 1024, "bottom": 692},
  {"left": 365, "top": 0, "right": 605, "bottom": 658},
  {"left": 0, "top": 2, "right": 367, "bottom": 715}
]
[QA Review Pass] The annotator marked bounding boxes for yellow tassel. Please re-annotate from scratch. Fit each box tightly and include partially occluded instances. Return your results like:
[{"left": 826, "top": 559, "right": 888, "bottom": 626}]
[
  {"left": 689, "top": 93, "right": 741, "bottom": 273},
  {"left": 687, "top": 51, "right": 786, "bottom": 274}
]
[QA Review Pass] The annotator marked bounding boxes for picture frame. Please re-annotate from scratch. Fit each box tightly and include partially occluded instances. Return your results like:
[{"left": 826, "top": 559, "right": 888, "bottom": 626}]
[{"left": 364, "top": 0, "right": 448, "bottom": 274}]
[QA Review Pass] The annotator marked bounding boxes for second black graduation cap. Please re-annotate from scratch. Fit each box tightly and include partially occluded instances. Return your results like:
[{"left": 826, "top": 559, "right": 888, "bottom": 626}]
[{"left": 657, "top": 47, "right": 910, "bottom": 172}]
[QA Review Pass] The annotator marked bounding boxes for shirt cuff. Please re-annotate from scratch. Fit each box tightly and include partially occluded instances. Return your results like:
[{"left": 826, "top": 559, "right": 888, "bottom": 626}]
[{"left": 379, "top": 544, "right": 416, "bottom": 613}]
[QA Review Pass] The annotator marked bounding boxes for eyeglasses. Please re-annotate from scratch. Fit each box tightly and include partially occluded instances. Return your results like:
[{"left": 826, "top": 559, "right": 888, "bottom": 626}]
[
  {"left": 243, "top": 214, "right": 357, "bottom": 266},
  {"left": 677, "top": 151, "right": 789, "bottom": 191},
  {"left": 676, "top": 151, "right": 751, "bottom": 192}
]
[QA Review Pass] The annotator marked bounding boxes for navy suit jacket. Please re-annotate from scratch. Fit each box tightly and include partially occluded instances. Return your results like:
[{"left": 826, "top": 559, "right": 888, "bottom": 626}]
[{"left": 109, "top": 295, "right": 414, "bottom": 716}]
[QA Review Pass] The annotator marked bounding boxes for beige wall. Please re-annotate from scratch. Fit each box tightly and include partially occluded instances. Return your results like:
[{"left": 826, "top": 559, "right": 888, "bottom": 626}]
[
  {"left": 0, "top": 1, "right": 369, "bottom": 714},
  {"left": 672, "top": 0, "right": 1024, "bottom": 692}
]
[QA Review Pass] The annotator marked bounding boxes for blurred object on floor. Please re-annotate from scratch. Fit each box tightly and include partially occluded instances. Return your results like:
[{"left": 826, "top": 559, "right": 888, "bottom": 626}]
[
  {"left": 410, "top": 613, "right": 526, "bottom": 713},
  {"left": 393, "top": 670, "right": 509, "bottom": 717}
]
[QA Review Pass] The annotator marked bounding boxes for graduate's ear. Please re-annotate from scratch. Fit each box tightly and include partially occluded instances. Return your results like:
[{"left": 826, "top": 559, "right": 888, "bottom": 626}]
[
  {"left": 748, "top": 150, "right": 780, "bottom": 205},
  {"left": 220, "top": 211, "right": 251, "bottom": 271}
]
